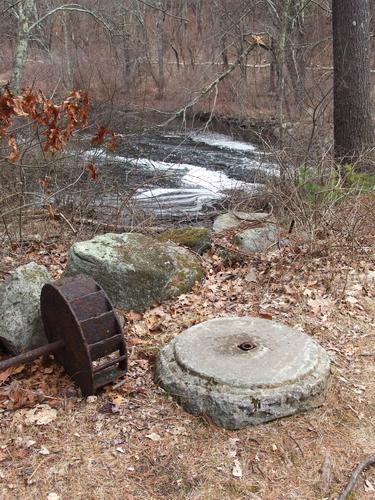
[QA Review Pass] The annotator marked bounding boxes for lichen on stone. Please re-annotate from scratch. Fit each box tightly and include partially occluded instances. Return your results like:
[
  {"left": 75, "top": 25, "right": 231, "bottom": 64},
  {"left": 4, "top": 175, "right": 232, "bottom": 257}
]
[{"left": 156, "top": 227, "right": 211, "bottom": 254}]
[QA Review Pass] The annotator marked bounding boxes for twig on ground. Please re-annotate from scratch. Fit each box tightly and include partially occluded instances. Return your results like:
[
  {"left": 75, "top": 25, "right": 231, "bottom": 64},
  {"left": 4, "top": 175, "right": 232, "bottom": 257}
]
[
  {"left": 70, "top": 216, "right": 165, "bottom": 233},
  {"left": 319, "top": 453, "right": 332, "bottom": 494},
  {"left": 56, "top": 212, "right": 77, "bottom": 234},
  {"left": 338, "top": 453, "right": 375, "bottom": 500}
]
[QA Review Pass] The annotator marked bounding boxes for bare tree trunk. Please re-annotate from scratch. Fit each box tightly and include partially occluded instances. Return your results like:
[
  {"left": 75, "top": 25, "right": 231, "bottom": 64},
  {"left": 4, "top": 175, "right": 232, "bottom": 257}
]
[
  {"left": 332, "top": 0, "right": 374, "bottom": 165},
  {"left": 195, "top": 0, "right": 203, "bottom": 34},
  {"left": 275, "top": 0, "right": 291, "bottom": 145},
  {"left": 10, "top": 0, "right": 35, "bottom": 93},
  {"left": 121, "top": 11, "right": 132, "bottom": 88},
  {"left": 63, "top": 12, "right": 73, "bottom": 90},
  {"left": 155, "top": 7, "right": 165, "bottom": 99},
  {"left": 221, "top": 34, "right": 229, "bottom": 69},
  {"left": 286, "top": 1, "right": 306, "bottom": 106},
  {"left": 269, "top": 37, "right": 277, "bottom": 93}
]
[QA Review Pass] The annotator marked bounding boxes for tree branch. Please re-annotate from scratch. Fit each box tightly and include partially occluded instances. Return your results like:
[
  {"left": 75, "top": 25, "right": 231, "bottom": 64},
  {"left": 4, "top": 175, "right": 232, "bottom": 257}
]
[
  {"left": 135, "top": 0, "right": 189, "bottom": 22},
  {"left": 159, "top": 37, "right": 264, "bottom": 127},
  {"left": 0, "top": 0, "right": 22, "bottom": 16},
  {"left": 338, "top": 453, "right": 375, "bottom": 500},
  {"left": 28, "top": 4, "right": 112, "bottom": 33}
]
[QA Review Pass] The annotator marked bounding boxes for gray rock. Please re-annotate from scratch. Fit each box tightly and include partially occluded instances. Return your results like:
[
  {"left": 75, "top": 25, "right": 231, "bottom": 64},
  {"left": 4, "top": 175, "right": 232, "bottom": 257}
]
[
  {"left": 64, "top": 233, "right": 204, "bottom": 311},
  {"left": 213, "top": 211, "right": 269, "bottom": 233},
  {"left": 234, "top": 224, "right": 282, "bottom": 252},
  {"left": 0, "top": 262, "right": 50, "bottom": 354},
  {"left": 156, "top": 317, "right": 330, "bottom": 429}
]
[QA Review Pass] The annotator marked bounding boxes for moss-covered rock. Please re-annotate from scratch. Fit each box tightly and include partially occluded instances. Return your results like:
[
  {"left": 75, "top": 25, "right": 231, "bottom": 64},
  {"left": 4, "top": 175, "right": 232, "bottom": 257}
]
[
  {"left": 156, "top": 227, "right": 211, "bottom": 254},
  {"left": 64, "top": 233, "right": 204, "bottom": 311}
]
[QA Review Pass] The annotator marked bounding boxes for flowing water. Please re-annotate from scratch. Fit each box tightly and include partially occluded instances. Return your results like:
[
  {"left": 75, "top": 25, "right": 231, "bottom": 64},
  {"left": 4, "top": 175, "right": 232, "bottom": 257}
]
[{"left": 85, "top": 130, "right": 278, "bottom": 220}]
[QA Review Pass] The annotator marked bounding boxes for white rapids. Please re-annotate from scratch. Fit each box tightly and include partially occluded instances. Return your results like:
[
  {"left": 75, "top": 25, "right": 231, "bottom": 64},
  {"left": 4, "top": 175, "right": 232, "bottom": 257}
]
[{"left": 85, "top": 131, "right": 278, "bottom": 217}]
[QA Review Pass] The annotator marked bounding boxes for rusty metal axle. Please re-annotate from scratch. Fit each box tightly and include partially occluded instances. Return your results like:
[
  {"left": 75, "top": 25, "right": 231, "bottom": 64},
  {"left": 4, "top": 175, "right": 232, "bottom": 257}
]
[{"left": 0, "top": 340, "right": 64, "bottom": 371}]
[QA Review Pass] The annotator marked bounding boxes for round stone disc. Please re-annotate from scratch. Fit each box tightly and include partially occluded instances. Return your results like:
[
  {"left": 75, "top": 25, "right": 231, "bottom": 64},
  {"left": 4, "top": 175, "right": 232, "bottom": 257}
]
[
  {"left": 156, "top": 317, "right": 330, "bottom": 429},
  {"left": 174, "top": 317, "right": 321, "bottom": 389}
]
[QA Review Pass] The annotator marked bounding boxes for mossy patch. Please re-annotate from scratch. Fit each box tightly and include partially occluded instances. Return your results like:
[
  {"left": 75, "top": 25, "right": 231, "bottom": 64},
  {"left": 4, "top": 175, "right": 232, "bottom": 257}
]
[{"left": 156, "top": 227, "right": 211, "bottom": 254}]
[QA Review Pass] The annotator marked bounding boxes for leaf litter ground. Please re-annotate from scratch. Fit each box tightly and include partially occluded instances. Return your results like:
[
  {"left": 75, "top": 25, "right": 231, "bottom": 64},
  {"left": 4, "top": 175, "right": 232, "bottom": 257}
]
[{"left": 0, "top": 205, "right": 374, "bottom": 499}]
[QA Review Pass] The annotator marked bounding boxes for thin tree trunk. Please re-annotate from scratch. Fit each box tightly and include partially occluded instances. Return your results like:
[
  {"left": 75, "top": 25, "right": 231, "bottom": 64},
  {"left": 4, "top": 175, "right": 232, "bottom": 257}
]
[
  {"left": 10, "top": 0, "right": 35, "bottom": 93},
  {"left": 269, "top": 37, "right": 276, "bottom": 93},
  {"left": 275, "top": 0, "right": 291, "bottom": 146},
  {"left": 155, "top": 7, "right": 165, "bottom": 99},
  {"left": 63, "top": 12, "right": 73, "bottom": 90},
  {"left": 286, "top": 3, "right": 306, "bottom": 107},
  {"left": 121, "top": 12, "right": 132, "bottom": 88},
  {"left": 332, "top": 0, "right": 374, "bottom": 165}
]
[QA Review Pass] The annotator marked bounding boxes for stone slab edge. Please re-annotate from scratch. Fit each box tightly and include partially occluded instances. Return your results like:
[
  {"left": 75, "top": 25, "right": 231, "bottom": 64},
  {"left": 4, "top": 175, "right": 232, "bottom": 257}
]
[{"left": 155, "top": 338, "right": 331, "bottom": 430}]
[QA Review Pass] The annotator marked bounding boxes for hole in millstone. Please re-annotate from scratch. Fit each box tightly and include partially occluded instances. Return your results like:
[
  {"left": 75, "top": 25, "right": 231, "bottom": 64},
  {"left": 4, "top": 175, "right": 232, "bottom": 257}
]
[{"left": 238, "top": 342, "right": 256, "bottom": 352}]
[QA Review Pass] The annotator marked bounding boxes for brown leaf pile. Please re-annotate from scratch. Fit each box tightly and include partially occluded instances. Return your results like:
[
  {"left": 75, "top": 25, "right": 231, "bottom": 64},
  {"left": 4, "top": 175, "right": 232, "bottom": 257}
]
[{"left": 0, "top": 199, "right": 374, "bottom": 498}]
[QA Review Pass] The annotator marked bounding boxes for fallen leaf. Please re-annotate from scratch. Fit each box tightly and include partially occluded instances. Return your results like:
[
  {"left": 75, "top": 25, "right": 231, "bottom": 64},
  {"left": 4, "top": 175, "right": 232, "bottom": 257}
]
[
  {"left": 345, "top": 295, "right": 358, "bottom": 305},
  {"left": 13, "top": 449, "right": 28, "bottom": 459},
  {"left": 232, "top": 459, "right": 243, "bottom": 478},
  {"left": 283, "top": 284, "right": 295, "bottom": 294},
  {"left": 125, "top": 311, "right": 143, "bottom": 322},
  {"left": 259, "top": 312, "right": 272, "bottom": 320},
  {"left": 25, "top": 405, "right": 57, "bottom": 426},
  {"left": 110, "top": 395, "right": 124, "bottom": 408},
  {"left": 307, "top": 296, "right": 334, "bottom": 315},
  {"left": 12, "top": 364, "right": 25, "bottom": 375},
  {"left": 47, "top": 493, "right": 61, "bottom": 500},
  {"left": 24, "top": 440, "right": 36, "bottom": 448},
  {"left": 146, "top": 433, "right": 161, "bottom": 442},
  {"left": 365, "top": 479, "right": 375, "bottom": 492},
  {"left": 244, "top": 268, "right": 257, "bottom": 283},
  {"left": 146, "top": 313, "right": 163, "bottom": 332},
  {"left": 0, "top": 367, "right": 13, "bottom": 385},
  {"left": 39, "top": 446, "right": 50, "bottom": 455}
]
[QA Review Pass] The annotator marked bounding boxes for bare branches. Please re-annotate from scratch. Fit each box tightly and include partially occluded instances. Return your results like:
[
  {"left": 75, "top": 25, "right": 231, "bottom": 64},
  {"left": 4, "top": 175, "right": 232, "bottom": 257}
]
[
  {"left": 28, "top": 3, "right": 112, "bottom": 33},
  {"left": 159, "top": 36, "right": 266, "bottom": 128},
  {"left": 338, "top": 453, "right": 375, "bottom": 500},
  {"left": 135, "top": 0, "right": 189, "bottom": 22},
  {"left": 0, "top": 0, "right": 22, "bottom": 16}
]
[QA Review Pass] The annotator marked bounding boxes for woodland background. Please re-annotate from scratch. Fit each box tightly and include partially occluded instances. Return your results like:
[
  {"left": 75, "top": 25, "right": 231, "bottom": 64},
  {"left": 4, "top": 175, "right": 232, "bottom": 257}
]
[{"left": 1, "top": 0, "right": 370, "bottom": 130}]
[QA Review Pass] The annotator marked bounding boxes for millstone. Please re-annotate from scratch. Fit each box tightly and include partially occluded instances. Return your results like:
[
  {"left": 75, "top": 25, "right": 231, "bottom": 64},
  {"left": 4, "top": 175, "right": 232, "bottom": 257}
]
[{"left": 155, "top": 317, "right": 330, "bottom": 429}]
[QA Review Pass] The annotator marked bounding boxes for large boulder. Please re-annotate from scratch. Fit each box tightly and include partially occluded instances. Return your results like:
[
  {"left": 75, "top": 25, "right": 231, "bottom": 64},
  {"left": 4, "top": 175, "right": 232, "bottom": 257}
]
[
  {"left": 64, "top": 233, "right": 204, "bottom": 311},
  {"left": 0, "top": 262, "right": 50, "bottom": 354},
  {"left": 156, "top": 227, "right": 211, "bottom": 254},
  {"left": 213, "top": 211, "right": 269, "bottom": 233}
]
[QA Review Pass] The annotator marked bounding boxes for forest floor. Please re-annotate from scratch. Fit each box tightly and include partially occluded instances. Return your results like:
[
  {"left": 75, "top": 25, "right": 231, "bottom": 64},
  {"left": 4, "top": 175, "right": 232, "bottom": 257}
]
[{"left": 0, "top": 196, "right": 374, "bottom": 500}]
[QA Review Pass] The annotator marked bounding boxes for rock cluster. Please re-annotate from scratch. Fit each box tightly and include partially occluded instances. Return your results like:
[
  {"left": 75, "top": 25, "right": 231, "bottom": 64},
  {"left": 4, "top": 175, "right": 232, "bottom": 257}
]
[{"left": 0, "top": 212, "right": 283, "bottom": 354}]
